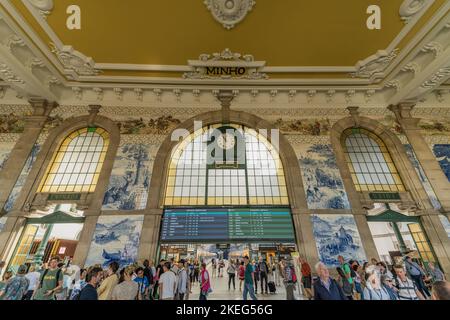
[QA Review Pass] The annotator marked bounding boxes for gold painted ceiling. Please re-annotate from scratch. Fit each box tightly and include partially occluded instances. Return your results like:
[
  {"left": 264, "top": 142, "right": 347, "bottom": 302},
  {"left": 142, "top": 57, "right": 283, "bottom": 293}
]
[{"left": 1, "top": 0, "right": 449, "bottom": 84}]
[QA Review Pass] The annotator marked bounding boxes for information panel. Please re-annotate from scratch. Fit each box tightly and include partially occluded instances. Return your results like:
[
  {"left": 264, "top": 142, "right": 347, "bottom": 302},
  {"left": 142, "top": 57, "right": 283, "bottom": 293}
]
[{"left": 160, "top": 208, "right": 295, "bottom": 242}]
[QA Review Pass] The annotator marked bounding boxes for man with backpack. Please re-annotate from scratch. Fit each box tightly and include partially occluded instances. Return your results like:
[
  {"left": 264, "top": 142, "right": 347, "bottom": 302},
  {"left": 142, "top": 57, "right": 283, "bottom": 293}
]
[
  {"left": 338, "top": 256, "right": 354, "bottom": 295},
  {"left": 32, "top": 256, "right": 63, "bottom": 300},
  {"left": 282, "top": 258, "right": 297, "bottom": 300}
]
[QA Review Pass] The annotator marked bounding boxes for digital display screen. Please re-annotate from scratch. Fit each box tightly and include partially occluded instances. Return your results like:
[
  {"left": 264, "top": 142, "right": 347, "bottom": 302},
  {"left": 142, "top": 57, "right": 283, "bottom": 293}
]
[{"left": 160, "top": 208, "right": 295, "bottom": 242}]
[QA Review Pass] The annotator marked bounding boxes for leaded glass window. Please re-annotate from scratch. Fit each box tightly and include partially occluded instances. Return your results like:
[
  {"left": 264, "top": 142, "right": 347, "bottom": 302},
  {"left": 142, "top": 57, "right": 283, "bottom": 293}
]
[
  {"left": 39, "top": 127, "right": 109, "bottom": 193},
  {"left": 343, "top": 128, "right": 404, "bottom": 192},
  {"left": 164, "top": 124, "right": 288, "bottom": 206}
]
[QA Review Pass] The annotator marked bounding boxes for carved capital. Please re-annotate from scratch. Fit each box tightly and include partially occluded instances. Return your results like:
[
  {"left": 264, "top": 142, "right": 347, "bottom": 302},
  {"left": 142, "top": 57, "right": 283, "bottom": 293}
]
[
  {"left": 347, "top": 106, "right": 360, "bottom": 128},
  {"left": 88, "top": 104, "right": 102, "bottom": 126},
  {"left": 388, "top": 103, "right": 415, "bottom": 119},
  {"left": 217, "top": 90, "right": 234, "bottom": 109},
  {"left": 28, "top": 98, "right": 58, "bottom": 117},
  {"left": 388, "top": 103, "right": 422, "bottom": 128}
]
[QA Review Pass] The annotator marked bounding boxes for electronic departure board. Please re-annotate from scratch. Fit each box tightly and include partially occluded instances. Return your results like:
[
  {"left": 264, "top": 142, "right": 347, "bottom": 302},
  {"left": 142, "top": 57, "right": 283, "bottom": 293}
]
[{"left": 160, "top": 208, "right": 295, "bottom": 242}]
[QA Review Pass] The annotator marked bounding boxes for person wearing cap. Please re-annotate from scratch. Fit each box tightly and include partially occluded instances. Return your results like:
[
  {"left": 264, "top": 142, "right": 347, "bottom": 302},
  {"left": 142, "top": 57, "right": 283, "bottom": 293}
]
[
  {"left": 381, "top": 274, "right": 399, "bottom": 300},
  {"left": 0, "top": 265, "right": 29, "bottom": 300},
  {"left": 176, "top": 259, "right": 187, "bottom": 300}
]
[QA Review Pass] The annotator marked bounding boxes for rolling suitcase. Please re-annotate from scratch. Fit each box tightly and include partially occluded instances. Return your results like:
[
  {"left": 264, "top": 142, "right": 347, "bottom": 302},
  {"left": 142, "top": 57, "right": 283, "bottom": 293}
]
[{"left": 268, "top": 281, "right": 276, "bottom": 294}]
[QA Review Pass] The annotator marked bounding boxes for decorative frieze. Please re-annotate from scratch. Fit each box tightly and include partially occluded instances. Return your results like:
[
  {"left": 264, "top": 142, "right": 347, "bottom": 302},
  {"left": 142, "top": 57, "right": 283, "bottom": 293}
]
[
  {"left": 119, "top": 134, "right": 166, "bottom": 146},
  {"left": 0, "top": 133, "right": 22, "bottom": 143},
  {"left": 285, "top": 135, "right": 331, "bottom": 146}
]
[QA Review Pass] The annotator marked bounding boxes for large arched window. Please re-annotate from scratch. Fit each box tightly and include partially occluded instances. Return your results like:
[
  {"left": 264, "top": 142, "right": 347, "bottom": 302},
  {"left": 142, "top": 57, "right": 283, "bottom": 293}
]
[
  {"left": 164, "top": 124, "right": 288, "bottom": 206},
  {"left": 39, "top": 127, "right": 109, "bottom": 193},
  {"left": 342, "top": 128, "right": 404, "bottom": 192}
]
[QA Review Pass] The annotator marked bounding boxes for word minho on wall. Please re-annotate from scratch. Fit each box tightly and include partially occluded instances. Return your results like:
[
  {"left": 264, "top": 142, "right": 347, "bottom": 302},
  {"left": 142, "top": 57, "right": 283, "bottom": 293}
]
[{"left": 183, "top": 48, "right": 268, "bottom": 80}]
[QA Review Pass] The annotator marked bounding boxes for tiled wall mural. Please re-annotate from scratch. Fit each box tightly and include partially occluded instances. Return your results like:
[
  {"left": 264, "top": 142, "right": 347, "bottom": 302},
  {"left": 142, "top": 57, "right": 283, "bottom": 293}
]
[
  {"left": 102, "top": 144, "right": 154, "bottom": 211},
  {"left": 85, "top": 215, "right": 144, "bottom": 268},
  {"left": 433, "top": 144, "right": 450, "bottom": 182},
  {"left": 0, "top": 217, "right": 7, "bottom": 233},
  {"left": 439, "top": 215, "right": 450, "bottom": 239},
  {"left": 298, "top": 144, "right": 350, "bottom": 209},
  {"left": 404, "top": 144, "right": 441, "bottom": 210},
  {"left": 0, "top": 142, "right": 15, "bottom": 172},
  {"left": 311, "top": 214, "right": 367, "bottom": 267},
  {"left": 4, "top": 144, "right": 41, "bottom": 212}
]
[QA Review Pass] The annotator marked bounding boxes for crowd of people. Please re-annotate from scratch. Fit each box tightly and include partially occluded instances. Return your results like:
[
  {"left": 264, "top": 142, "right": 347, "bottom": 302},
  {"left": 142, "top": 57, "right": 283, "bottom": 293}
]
[
  {"left": 0, "top": 253, "right": 449, "bottom": 301},
  {"left": 310, "top": 255, "right": 449, "bottom": 300}
]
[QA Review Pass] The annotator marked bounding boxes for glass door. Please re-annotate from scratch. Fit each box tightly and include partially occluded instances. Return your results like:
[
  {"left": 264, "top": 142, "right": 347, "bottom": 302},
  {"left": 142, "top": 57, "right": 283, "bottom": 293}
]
[
  {"left": 407, "top": 223, "right": 436, "bottom": 263},
  {"left": 8, "top": 224, "right": 39, "bottom": 273}
]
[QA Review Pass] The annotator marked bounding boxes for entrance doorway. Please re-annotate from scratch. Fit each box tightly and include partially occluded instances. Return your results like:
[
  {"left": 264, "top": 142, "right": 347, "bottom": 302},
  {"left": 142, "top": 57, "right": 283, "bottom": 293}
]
[
  {"left": 6, "top": 205, "right": 84, "bottom": 273},
  {"left": 367, "top": 205, "right": 438, "bottom": 269}
]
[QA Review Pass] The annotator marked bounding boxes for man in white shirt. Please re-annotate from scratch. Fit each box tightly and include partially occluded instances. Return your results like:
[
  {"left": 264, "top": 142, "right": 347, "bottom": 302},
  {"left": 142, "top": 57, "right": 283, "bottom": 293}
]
[
  {"left": 177, "top": 260, "right": 187, "bottom": 300},
  {"left": 159, "top": 262, "right": 177, "bottom": 300},
  {"left": 24, "top": 266, "right": 41, "bottom": 300},
  {"left": 393, "top": 264, "right": 425, "bottom": 300}
]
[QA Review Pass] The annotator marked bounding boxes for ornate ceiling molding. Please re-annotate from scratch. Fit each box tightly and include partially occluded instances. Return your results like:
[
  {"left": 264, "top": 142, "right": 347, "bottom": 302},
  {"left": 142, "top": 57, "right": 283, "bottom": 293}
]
[
  {"left": 204, "top": 0, "right": 255, "bottom": 30},
  {"left": 50, "top": 44, "right": 101, "bottom": 78},
  {"left": 27, "top": 0, "right": 54, "bottom": 19},
  {"left": 399, "top": 0, "right": 432, "bottom": 24},
  {"left": 350, "top": 49, "right": 399, "bottom": 80},
  {"left": 0, "top": 63, "right": 25, "bottom": 84},
  {"left": 420, "top": 67, "right": 450, "bottom": 90},
  {"left": 385, "top": 5, "right": 450, "bottom": 104}
]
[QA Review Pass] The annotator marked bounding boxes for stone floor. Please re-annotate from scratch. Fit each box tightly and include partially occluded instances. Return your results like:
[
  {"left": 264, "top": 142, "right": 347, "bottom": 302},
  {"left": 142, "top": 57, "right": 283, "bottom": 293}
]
[{"left": 187, "top": 262, "right": 306, "bottom": 300}]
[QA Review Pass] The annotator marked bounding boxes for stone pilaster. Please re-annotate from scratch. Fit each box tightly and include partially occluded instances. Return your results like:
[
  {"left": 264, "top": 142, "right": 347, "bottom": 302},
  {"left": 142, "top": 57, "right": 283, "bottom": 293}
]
[
  {"left": 72, "top": 215, "right": 99, "bottom": 266},
  {"left": 353, "top": 214, "right": 380, "bottom": 262},
  {"left": 419, "top": 214, "right": 450, "bottom": 278},
  {"left": 0, "top": 99, "right": 57, "bottom": 213},
  {"left": 291, "top": 210, "right": 320, "bottom": 268},
  {"left": 388, "top": 103, "right": 450, "bottom": 211},
  {"left": 137, "top": 209, "right": 163, "bottom": 262},
  {"left": 0, "top": 217, "right": 26, "bottom": 263}
]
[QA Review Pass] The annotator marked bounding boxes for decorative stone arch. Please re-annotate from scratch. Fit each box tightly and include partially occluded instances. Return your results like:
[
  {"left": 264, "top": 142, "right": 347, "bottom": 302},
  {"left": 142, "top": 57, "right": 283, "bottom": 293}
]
[
  {"left": 138, "top": 109, "right": 319, "bottom": 263},
  {"left": 11, "top": 112, "right": 120, "bottom": 216},
  {"left": 330, "top": 114, "right": 432, "bottom": 212},
  {"left": 0, "top": 109, "right": 121, "bottom": 266},
  {"left": 330, "top": 112, "right": 450, "bottom": 276}
]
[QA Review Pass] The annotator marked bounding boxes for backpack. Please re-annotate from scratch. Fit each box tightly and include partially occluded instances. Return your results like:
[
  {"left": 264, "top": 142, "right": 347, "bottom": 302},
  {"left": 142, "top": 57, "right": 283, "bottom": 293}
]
[
  {"left": 287, "top": 266, "right": 297, "bottom": 283},
  {"left": 291, "top": 267, "right": 297, "bottom": 283},
  {"left": 341, "top": 277, "right": 352, "bottom": 295},
  {"left": 40, "top": 268, "right": 62, "bottom": 289}
]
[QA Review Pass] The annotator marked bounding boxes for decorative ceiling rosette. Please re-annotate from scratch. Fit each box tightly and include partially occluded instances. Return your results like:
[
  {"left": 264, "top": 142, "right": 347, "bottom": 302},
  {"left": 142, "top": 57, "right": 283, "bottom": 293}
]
[
  {"left": 204, "top": 0, "right": 255, "bottom": 30},
  {"left": 27, "top": 0, "right": 54, "bottom": 19}
]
